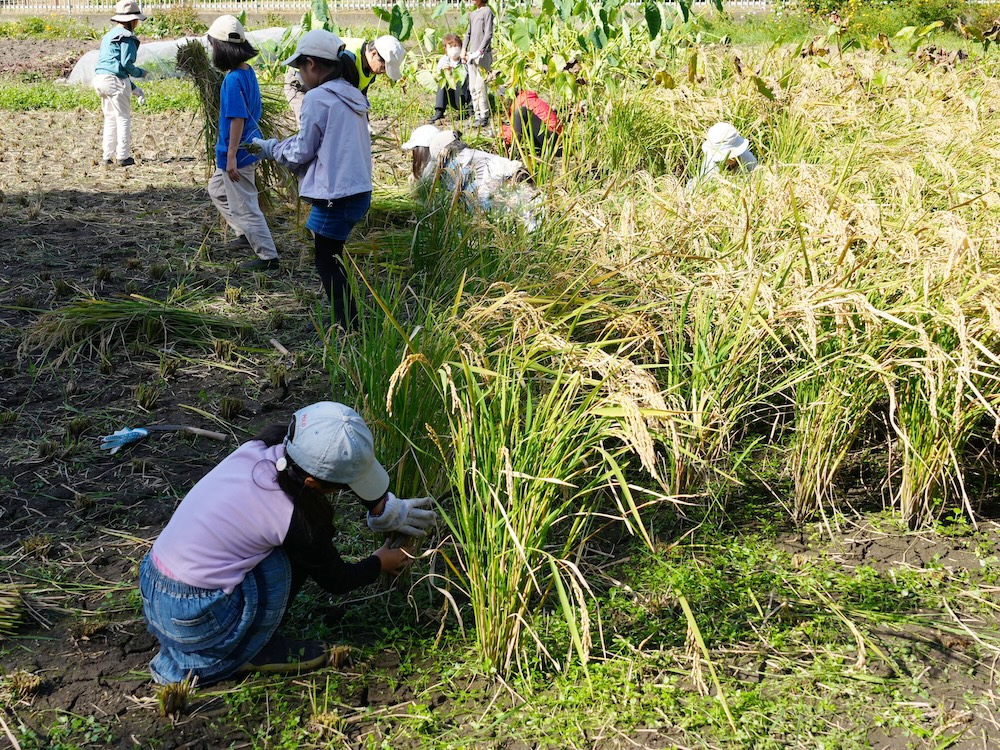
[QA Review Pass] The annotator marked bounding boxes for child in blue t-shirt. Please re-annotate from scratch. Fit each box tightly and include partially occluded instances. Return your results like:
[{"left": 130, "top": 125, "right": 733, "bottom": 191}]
[
  {"left": 205, "top": 15, "right": 279, "bottom": 271},
  {"left": 93, "top": 0, "right": 148, "bottom": 166}
]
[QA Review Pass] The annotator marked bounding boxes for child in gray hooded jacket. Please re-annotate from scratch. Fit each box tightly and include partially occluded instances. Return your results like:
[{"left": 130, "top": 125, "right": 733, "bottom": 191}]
[{"left": 254, "top": 30, "right": 372, "bottom": 331}]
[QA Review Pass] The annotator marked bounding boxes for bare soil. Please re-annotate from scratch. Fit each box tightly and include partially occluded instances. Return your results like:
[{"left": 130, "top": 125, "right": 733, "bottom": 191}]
[{"left": 0, "top": 39, "right": 89, "bottom": 79}]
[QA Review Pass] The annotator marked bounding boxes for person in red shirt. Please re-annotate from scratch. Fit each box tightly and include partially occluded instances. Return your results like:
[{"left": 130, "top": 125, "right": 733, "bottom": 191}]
[{"left": 500, "top": 89, "right": 563, "bottom": 158}]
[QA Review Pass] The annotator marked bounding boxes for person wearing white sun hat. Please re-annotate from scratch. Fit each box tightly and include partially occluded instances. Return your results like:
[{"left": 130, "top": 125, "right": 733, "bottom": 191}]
[
  {"left": 92, "top": 0, "right": 149, "bottom": 166},
  {"left": 139, "top": 401, "right": 436, "bottom": 686},
  {"left": 340, "top": 34, "right": 405, "bottom": 95},
  {"left": 253, "top": 29, "right": 373, "bottom": 332},
  {"left": 688, "top": 121, "right": 758, "bottom": 191}
]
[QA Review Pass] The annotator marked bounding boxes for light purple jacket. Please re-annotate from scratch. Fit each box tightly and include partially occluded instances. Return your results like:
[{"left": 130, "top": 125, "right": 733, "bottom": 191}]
[{"left": 272, "top": 77, "right": 372, "bottom": 202}]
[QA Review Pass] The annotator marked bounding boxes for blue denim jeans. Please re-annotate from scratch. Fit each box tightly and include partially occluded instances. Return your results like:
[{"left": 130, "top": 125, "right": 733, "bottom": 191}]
[{"left": 139, "top": 548, "right": 291, "bottom": 685}]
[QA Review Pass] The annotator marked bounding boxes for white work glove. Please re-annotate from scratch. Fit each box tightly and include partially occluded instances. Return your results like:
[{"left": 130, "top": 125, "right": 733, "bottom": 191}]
[
  {"left": 132, "top": 86, "right": 145, "bottom": 105},
  {"left": 367, "top": 493, "right": 437, "bottom": 537},
  {"left": 251, "top": 137, "right": 278, "bottom": 160}
]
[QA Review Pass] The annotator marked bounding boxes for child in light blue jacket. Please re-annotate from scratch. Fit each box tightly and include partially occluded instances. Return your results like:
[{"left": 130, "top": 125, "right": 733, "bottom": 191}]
[
  {"left": 254, "top": 30, "right": 373, "bottom": 332},
  {"left": 93, "top": 0, "right": 148, "bottom": 166}
]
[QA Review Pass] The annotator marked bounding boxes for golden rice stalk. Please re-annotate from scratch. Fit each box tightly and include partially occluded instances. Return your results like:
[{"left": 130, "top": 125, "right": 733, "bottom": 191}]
[{"left": 0, "top": 585, "right": 23, "bottom": 639}]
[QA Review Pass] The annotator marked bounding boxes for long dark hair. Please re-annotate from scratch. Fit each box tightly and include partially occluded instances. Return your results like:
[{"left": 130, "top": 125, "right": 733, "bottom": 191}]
[
  {"left": 209, "top": 36, "right": 259, "bottom": 71},
  {"left": 252, "top": 423, "right": 341, "bottom": 542},
  {"left": 301, "top": 55, "right": 344, "bottom": 85}
]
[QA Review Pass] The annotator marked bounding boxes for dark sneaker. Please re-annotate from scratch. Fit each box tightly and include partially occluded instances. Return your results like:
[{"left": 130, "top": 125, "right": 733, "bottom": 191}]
[
  {"left": 240, "top": 257, "right": 279, "bottom": 271},
  {"left": 223, "top": 235, "right": 251, "bottom": 251},
  {"left": 117, "top": 157, "right": 136, "bottom": 167},
  {"left": 428, "top": 111, "right": 445, "bottom": 124},
  {"left": 240, "top": 635, "right": 329, "bottom": 675},
  {"left": 473, "top": 118, "right": 489, "bottom": 128},
  {"left": 103, "top": 158, "right": 114, "bottom": 166}
]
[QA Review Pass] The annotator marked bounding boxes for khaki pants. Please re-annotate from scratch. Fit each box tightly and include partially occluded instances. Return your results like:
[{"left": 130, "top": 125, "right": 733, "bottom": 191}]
[
  {"left": 467, "top": 64, "right": 489, "bottom": 122},
  {"left": 207, "top": 164, "right": 278, "bottom": 260},
  {"left": 93, "top": 74, "right": 132, "bottom": 161}
]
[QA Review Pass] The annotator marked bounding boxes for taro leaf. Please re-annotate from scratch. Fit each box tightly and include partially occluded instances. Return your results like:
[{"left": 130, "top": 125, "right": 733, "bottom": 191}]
[
  {"left": 300, "top": 10, "right": 312, "bottom": 31},
  {"left": 676, "top": 0, "right": 692, "bottom": 23},
  {"left": 389, "top": 4, "right": 413, "bottom": 42},
  {"left": 373, "top": 6, "right": 392, "bottom": 22},
  {"left": 542, "top": 0, "right": 557, "bottom": 17},
  {"left": 421, "top": 26, "right": 437, "bottom": 53},
  {"left": 751, "top": 75, "right": 775, "bottom": 100},
  {"left": 653, "top": 70, "right": 676, "bottom": 88},
  {"left": 512, "top": 18, "right": 536, "bottom": 52},
  {"left": 894, "top": 25, "right": 917, "bottom": 40},
  {"left": 645, "top": 0, "right": 662, "bottom": 40},
  {"left": 918, "top": 20, "right": 944, "bottom": 37},
  {"left": 312, "top": 0, "right": 330, "bottom": 29},
  {"left": 589, "top": 25, "right": 609, "bottom": 50},
  {"left": 561, "top": 0, "right": 576, "bottom": 22},
  {"left": 416, "top": 69, "right": 438, "bottom": 92},
  {"left": 432, "top": 1, "right": 450, "bottom": 18},
  {"left": 687, "top": 48, "right": 697, "bottom": 82},
  {"left": 552, "top": 52, "right": 567, "bottom": 73}
]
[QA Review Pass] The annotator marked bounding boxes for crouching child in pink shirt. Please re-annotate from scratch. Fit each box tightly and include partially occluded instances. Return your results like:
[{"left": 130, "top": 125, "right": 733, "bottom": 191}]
[{"left": 139, "top": 401, "right": 436, "bottom": 684}]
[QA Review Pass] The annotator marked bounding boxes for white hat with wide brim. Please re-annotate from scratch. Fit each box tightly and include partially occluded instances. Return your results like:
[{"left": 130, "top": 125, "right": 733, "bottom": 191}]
[
  {"left": 702, "top": 122, "right": 750, "bottom": 162},
  {"left": 111, "top": 0, "right": 147, "bottom": 22}
]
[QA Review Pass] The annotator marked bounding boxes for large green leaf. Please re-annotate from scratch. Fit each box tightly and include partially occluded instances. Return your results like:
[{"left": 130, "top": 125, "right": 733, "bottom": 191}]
[
  {"left": 511, "top": 18, "right": 537, "bottom": 53},
  {"left": 645, "top": 0, "right": 661, "bottom": 40},
  {"left": 675, "top": 0, "right": 691, "bottom": 23},
  {"left": 312, "top": 0, "right": 329, "bottom": 29},
  {"left": 389, "top": 4, "right": 414, "bottom": 42}
]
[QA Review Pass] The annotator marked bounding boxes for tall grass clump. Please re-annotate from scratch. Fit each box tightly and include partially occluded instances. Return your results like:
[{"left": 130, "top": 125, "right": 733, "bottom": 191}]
[{"left": 433, "top": 288, "right": 668, "bottom": 675}]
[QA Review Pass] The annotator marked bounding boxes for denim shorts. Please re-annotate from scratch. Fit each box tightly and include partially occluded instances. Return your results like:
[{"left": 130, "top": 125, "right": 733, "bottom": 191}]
[
  {"left": 305, "top": 191, "right": 372, "bottom": 241},
  {"left": 139, "top": 548, "right": 291, "bottom": 685}
]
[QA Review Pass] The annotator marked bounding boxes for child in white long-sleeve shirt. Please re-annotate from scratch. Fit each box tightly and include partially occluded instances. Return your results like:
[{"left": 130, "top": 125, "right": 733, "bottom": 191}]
[
  {"left": 93, "top": 0, "right": 148, "bottom": 166},
  {"left": 254, "top": 30, "right": 372, "bottom": 331}
]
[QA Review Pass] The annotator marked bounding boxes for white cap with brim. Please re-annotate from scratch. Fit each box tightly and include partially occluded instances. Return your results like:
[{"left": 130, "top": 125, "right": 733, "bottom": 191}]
[
  {"left": 283, "top": 401, "right": 390, "bottom": 502},
  {"left": 112, "top": 0, "right": 147, "bottom": 22},
  {"left": 702, "top": 121, "right": 750, "bottom": 163},
  {"left": 207, "top": 14, "right": 246, "bottom": 44},
  {"left": 401, "top": 124, "right": 444, "bottom": 151},
  {"left": 282, "top": 29, "right": 346, "bottom": 68},
  {"left": 373, "top": 35, "right": 405, "bottom": 81}
]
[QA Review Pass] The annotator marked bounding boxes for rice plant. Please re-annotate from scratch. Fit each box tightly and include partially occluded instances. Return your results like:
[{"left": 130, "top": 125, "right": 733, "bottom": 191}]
[
  {"left": 20, "top": 293, "right": 244, "bottom": 365},
  {"left": 0, "top": 585, "right": 22, "bottom": 638}
]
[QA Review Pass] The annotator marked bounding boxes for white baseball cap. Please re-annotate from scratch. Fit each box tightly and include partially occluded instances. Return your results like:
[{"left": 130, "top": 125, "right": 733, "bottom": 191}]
[
  {"left": 401, "top": 125, "right": 444, "bottom": 151},
  {"left": 207, "top": 15, "right": 245, "bottom": 44},
  {"left": 282, "top": 29, "right": 346, "bottom": 68},
  {"left": 282, "top": 402, "right": 390, "bottom": 501},
  {"left": 111, "top": 0, "right": 147, "bottom": 22},
  {"left": 702, "top": 122, "right": 751, "bottom": 163},
  {"left": 373, "top": 35, "right": 405, "bottom": 81}
]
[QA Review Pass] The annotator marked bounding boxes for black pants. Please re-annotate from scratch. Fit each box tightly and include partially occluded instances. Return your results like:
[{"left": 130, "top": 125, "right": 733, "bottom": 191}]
[
  {"left": 314, "top": 233, "right": 358, "bottom": 330},
  {"left": 512, "top": 107, "right": 562, "bottom": 157},
  {"left": 434, "top": 78, "right": 471, "bottom": 116}
]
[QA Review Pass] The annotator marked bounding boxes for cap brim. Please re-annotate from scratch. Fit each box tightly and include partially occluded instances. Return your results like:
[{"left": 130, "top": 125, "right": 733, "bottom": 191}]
[
  {"left": 703, "top": 137, "right": 749, "bottom": 161},
  {"left": 349, "top": 460, "right": 390, "bottom": 502},
  {"left": 384, "top": 60, "right": 403, "bottom": 81},
  {"left": 281, "top": 52, "right": 302, "bottom": 68},
  {"left": 401, "top": 138, "right": 424, "bottom": 150},
  {"left": 112, "top": 13, "right": 146, "bottom": 20}
]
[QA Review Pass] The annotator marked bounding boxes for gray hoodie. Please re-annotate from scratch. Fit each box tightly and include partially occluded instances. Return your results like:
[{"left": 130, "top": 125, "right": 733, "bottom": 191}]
[{"left": 272, "top": 78, "right": 372, "bottom": 201}]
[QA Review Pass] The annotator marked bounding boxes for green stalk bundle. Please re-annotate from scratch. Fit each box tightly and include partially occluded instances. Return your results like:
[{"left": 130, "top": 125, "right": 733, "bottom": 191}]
[{"left": 20, "top": 293, "right": 245, "bottom": 365}]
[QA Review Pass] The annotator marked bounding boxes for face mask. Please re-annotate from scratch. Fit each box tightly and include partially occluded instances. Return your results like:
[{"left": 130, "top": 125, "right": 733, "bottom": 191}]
[{"left": 447, "top": 46, "right": 461, "bottom": 60}]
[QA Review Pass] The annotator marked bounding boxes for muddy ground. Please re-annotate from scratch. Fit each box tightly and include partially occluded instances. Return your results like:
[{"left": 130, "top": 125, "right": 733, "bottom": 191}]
[{"left": 4, "top": 45, "right": 1000, "bottom": 750}]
